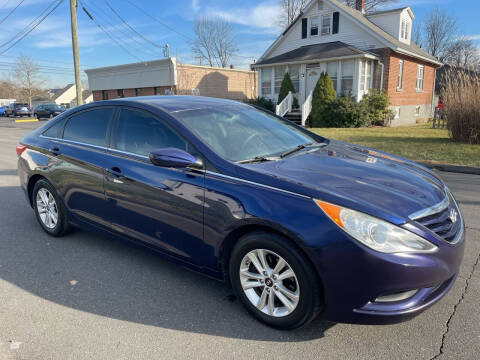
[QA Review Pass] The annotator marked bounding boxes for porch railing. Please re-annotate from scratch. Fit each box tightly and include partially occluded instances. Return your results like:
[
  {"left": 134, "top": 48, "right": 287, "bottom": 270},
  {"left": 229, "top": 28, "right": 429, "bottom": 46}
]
[
  {"left": 301, "top": 90, "right": 313, "bottom": 127},
  {"left": 275, "top": 91, "right": 293, "bottom": 117}
]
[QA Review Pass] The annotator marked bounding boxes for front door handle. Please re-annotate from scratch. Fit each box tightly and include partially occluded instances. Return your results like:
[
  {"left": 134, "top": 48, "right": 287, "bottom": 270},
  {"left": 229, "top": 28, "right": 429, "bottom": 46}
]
[{"left": 49, "top": 146, "right": 60, "bottom": 156}]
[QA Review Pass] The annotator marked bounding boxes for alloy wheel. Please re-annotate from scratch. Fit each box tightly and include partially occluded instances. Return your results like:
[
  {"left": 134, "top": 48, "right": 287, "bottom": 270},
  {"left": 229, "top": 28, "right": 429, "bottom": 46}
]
[
  {"left": 36, "top": 188, "right": 58, "bottom": 229},
  {"left": 239, "top": 249, "right": 300, "bottom": 317}
]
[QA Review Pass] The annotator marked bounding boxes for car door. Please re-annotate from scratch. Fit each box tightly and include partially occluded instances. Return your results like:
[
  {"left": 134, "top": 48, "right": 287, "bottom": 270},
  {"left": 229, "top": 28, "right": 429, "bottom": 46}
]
[
  {"left": 51, "top": 107, "right": 115, "bottom": 227},
  {"left": 103, "top": 107, "right": 206, "bottom": 264}
]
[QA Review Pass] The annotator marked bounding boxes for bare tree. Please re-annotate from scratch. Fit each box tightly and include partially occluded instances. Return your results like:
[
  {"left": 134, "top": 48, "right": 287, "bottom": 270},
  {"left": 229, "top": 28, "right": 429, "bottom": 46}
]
[
  {"left": 191, "top": 16, "right": 237, "bottom": 68},
  {"left": 11, "top": 56, "right": 45, "bottom": 107},
  {"left": 341, "top": 0, "right": 398, "bottom": 13},
  {"left": 444, "top": 37, "right": 480, "bottom": 68},
  {"left": 423, "top": 8, "right": 457, "bottom": 62},
  {"left": 412, "top": 22, "right": 423, "bottom": 47},
  {"left": 0, "top": 79, "right": 16, "bottom": 99},
  {"left": 279, "top": 0, "right": 308, "bottom": 27}
]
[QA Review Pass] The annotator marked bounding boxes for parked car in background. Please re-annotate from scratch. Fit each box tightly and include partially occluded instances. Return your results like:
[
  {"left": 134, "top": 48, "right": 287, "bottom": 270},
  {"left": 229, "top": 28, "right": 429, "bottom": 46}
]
[
  {"left": 34, "top": 103, "right": 66, "bottom": 119},
  {"left": 5, "top": 103, "right": 32, "bottom": 117},
  {"left": 17, "top": 96, "right": 464, "bottom": 329},
  {"left": 0, "top": 106, "right": 5, "bottom": 116}
]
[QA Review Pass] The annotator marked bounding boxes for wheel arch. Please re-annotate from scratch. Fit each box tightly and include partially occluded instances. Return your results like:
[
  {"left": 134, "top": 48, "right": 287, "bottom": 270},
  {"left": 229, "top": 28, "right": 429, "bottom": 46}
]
[
  {"left": 218, "top": 222, "right": 324, "bottom": 292},
  {"left": 27, "top": 174, "right": 47, "bottom": 207}
]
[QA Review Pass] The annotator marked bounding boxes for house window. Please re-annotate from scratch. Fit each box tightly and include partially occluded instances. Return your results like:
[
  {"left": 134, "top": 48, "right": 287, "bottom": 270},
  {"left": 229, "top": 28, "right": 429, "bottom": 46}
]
[
  {"left": 288, "top": 65, "right": 300, "bottom": 93},
  {"left": 341, "top": 60, "right": 354, "bottom": 95},
  {"left": 360, "top": 60, "right": 373, "bottom": 92},
  {"left": 102, "top": 90, "right": 108, "bottom": 100},
  {"left": 321, "top": 14, "right": 331, "bottom": 35},
  {"left": 135, "top": 88, "right": 142, "bottom": 96},
  {"left": 154, "top": 87, "right": 161, "bottom": 95},
  {"left": 117, "top": 89, "right": 124, "bottom": 98},
  {"left": 401, "top": 20, "right": 410, "bottom": 40},
  {"left": 310, "top": 17, "right": 319, "bottom": 36},
  {"left": 261, "top": 68, "right": 272, "bottom": 95},
  {"left": 274, "top": 66, "right": 287, "bottom": 93},
  {"left": 416, "top": 65, "right": 424, "bottom": 91},
  {"left": 397, "top": 60, "right": 403, "bottom": 89},
  {"left": 327, "top": 61, "right": 338, "bottom": 92}
]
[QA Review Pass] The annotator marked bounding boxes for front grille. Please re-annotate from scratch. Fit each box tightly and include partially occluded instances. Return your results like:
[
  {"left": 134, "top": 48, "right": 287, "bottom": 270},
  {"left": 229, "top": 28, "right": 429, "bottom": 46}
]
[{"left": 416, "top": 200, "right": 462, "bottom": 243}]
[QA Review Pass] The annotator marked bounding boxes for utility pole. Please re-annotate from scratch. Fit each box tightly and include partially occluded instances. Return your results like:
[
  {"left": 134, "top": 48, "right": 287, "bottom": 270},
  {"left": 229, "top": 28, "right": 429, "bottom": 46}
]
[{"left": 70, "top": 0, "right": 83, "bottom": 106}]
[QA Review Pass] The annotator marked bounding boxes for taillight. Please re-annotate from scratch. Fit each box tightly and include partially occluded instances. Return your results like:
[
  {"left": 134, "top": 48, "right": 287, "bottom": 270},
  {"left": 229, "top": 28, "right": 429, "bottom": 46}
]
[{"left": 16, "top": 144, "right": 27, "bottom": 156}]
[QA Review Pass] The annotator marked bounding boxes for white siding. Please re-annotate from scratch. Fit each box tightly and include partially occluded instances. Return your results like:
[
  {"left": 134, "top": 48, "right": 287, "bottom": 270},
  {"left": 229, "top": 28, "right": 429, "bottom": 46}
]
[
  {"left": 366, "top": 12, "right": 400, "bottom": 40},
  {"left": 266, "top": 1, "right": 384, "bottom": 59},
  {"left": 54, "top": 85, "right": 76, "bottom": 105},
  {"left": 85, "top": 58, "right": 176, "bottom": 91}
]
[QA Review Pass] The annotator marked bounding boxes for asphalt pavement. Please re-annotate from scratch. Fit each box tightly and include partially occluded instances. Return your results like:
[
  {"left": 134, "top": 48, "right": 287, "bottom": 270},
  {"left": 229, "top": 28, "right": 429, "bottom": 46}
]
[{"left": 0, "top": 120, "right": 478, "bottom": 359}]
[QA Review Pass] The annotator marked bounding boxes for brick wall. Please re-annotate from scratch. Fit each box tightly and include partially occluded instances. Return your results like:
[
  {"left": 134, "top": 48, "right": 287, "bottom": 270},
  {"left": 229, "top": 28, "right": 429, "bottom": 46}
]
[
  {"left": 176, "top": 64, "right": 257, "bottom": 100},
  {"left": 381, "top": 49, "right": 436, "bottom": 107}
]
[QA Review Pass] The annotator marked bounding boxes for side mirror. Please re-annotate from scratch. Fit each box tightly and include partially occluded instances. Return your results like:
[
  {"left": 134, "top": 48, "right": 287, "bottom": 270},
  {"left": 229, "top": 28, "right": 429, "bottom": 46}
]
[{"left": 149, "top": 148, "right": 203, "bottom": 169}]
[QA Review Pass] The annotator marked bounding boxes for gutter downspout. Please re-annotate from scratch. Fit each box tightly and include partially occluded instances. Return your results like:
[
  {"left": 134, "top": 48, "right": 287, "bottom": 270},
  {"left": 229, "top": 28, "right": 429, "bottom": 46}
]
[{"left": 431, "top": 67, "right": 438, "bottom": 119}]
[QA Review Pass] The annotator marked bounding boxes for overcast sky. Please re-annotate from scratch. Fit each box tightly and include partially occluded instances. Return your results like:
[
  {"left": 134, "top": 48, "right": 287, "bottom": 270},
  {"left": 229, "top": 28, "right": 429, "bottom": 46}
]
[{"left": 0, "top": 0, "right": 478, "bottom": 88}]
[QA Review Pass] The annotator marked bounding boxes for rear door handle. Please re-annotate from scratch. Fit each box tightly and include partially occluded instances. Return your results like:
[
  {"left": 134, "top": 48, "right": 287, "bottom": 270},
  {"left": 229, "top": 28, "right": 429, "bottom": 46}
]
[
  {"left": 49, "top": 146, "right": 60, "bottom": 156},
  {"left": 105, "top": 167, "right": 124, "bottom": 183}
]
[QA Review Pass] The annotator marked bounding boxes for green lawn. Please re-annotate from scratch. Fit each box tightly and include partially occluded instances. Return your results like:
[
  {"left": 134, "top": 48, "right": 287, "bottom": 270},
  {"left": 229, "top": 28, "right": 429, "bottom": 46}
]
[{"left": 310, "top": 125, "right": 480, "bottom": 167}]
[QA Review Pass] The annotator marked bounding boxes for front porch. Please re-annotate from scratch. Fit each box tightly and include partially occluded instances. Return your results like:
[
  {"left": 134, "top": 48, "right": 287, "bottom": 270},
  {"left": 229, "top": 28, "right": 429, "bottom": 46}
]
[{"left": 253, "top": 42, "right": 380, "bottom": 126}]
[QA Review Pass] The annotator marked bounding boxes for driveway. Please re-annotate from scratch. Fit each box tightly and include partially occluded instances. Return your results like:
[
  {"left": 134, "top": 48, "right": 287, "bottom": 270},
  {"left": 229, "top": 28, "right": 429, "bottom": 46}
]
[{"left": 0, "top": 121, "right": 478, "bottom": 359}]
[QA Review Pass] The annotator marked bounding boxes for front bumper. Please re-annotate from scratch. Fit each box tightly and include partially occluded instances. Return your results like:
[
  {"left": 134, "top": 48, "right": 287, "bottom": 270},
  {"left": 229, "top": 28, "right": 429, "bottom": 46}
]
[{"left": 309, "top": 225, "right": 465, "bottom": 324}]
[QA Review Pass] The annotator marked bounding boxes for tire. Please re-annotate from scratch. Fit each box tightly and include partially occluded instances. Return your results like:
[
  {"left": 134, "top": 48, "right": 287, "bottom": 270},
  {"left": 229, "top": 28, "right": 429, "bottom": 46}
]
[
  {"left": 229, "top": 231, "right": 323, "bottom": 329},
  {"left": 32, "top": 179, "right": 70, "bottom": 237}
]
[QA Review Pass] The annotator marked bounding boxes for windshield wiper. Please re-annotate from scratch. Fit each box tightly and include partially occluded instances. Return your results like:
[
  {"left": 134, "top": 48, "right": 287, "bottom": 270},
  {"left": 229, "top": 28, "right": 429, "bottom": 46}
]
[
  {"left": 237, "top": 156, "right": 280, "bottom": 164},
  {"left": 280, "top": 142, "right": 313, "bottom": 158}
]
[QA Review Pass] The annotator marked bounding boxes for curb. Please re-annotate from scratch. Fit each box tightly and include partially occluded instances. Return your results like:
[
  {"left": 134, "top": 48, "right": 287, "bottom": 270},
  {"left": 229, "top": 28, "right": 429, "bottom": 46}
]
[{"left": 419, "top": 162, "right": 480, "bottom": 175}]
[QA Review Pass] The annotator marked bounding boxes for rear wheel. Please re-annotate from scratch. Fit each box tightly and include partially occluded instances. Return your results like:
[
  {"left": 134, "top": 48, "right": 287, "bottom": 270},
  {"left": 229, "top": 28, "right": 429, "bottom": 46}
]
[
  {"left": 33, "top": 179, "right": 70, "bottom": 237},
  {"left": 229, "top": 231, "right": 323, "bottom": 329}
]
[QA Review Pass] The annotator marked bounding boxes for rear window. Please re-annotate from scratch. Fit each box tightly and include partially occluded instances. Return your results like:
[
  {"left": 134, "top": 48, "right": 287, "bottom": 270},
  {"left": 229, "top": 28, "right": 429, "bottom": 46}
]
[{"left": 63, "top": 108, "right": 113, "bottom": 147}]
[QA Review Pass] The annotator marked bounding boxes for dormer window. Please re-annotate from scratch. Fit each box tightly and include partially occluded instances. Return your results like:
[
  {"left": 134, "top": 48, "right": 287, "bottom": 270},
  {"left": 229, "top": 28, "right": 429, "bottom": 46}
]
[
  {"left": 401, "top": 20, "right": 410, "bottom": 40},
  {"left": 321, "top": 14, "right": 332, "bottom": 35},
  {"left": 310, "top": 17, "right": 319, "bottom": 36}
]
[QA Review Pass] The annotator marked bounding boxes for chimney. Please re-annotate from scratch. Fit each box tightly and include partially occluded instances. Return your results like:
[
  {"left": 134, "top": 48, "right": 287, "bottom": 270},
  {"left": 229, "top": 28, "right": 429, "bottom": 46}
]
[{"left": 355, "top": 0, "right": 365, "bottom": 13}]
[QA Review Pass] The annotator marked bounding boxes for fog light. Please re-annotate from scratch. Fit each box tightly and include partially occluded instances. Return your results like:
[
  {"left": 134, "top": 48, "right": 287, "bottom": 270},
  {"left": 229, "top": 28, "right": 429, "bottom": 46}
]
[{"left": 375, "top": 289, "right": 418, "bottom": 303}]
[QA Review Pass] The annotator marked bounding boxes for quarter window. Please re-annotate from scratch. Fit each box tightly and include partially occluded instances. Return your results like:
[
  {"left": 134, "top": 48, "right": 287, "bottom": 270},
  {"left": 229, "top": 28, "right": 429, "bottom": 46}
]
[
  {"left": 63, "top": 108, "right": 113, "bottom": 147},
  {"left": 114, "top": 109, "right": 187, "bottom": 157},
  {"left": 310, "top": 17, "right": 319, "bottom": 36},
  {"left": 321, "top": 14, "right": 331, "bottom": 35}
]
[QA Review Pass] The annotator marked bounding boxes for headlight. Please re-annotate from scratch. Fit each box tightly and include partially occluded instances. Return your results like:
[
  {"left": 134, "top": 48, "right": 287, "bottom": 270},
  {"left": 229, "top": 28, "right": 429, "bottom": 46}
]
[{"left": 315, "top": 200, "right": 437, "bottom": 253}]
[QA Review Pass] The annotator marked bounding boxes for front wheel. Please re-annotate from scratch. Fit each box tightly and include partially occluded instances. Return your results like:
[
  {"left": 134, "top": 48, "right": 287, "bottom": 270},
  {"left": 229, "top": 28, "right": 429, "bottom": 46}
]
[
  {"left": 229, "top": 232, "right": 323, "bottom": 329},
  {"left": 33, "top": 179, "right": 70, "bottom": 237}
]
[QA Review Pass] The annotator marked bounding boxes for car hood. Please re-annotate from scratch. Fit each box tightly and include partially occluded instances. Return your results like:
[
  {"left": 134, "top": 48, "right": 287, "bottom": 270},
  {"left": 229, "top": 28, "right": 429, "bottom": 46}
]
[{"left": 240, "top": 140, "right": 446, "bottom": 224}]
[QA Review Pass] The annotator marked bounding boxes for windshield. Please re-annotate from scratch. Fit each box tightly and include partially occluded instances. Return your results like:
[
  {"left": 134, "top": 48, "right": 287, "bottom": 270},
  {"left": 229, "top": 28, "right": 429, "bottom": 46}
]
[{"left": 174, "top": 105, "right": 323, "bottom": 162}]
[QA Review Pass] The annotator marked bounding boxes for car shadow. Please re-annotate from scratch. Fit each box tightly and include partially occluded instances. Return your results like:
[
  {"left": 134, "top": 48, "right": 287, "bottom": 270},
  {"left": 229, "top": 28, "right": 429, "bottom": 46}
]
[{"left": 0, "top": 185, "right": 334, "bottom": 341}]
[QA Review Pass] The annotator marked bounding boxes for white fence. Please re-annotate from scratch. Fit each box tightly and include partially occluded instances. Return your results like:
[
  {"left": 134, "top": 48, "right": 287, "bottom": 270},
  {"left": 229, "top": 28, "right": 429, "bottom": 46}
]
[
  {"left": 275, "top": 91, "right": 293, "bottom": 117},
  {"left": 301, "top": 90, "right": 313, "bottom": 127}
]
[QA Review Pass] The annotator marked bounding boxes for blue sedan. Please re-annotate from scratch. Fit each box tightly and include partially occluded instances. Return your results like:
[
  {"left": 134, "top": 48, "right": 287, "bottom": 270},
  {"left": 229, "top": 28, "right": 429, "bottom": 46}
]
[{"left": 16, "top": 96, "right": 464, "bottom": 329}]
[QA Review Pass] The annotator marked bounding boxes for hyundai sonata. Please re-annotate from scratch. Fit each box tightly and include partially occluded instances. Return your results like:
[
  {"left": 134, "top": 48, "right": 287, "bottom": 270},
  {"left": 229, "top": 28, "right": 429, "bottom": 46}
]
[{"left": 17, "top": 96, "right": 464, "bottom": 329}]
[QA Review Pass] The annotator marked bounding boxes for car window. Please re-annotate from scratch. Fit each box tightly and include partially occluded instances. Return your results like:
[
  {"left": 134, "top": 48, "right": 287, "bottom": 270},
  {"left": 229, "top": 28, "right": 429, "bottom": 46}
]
[
  {"left": 114, "top": 108, "right": 187, "bottom": 157},
  {"left": 175, "top": 105, "right": 320, "bottom": 162},
  {"left": 43, "top": 119, "right": 66, "bottom": 138},
  {"left": 63, "top": 108, "right": 113, "bottom": 147}
]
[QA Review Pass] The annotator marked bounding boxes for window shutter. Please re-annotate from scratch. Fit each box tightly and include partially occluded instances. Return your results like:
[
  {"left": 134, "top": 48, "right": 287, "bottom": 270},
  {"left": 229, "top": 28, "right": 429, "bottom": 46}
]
[
  {"left": 332, "top": 12, "right": 339, "bottom": 34},
  {"left": 302, "top": 18, "right": 308, "bottom": 39}
]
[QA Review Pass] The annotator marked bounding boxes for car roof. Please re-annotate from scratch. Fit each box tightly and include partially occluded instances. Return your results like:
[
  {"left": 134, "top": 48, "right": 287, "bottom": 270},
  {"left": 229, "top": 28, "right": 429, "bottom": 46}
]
[{"left": 111, "top": 95, "right": 245, "bottom": 113}]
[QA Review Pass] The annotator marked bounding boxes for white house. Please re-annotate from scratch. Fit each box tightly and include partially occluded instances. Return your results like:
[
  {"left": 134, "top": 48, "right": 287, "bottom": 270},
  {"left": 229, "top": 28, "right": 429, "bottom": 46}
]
[{"left": 252, "top": 0, "right": 442, "bottom": 126}]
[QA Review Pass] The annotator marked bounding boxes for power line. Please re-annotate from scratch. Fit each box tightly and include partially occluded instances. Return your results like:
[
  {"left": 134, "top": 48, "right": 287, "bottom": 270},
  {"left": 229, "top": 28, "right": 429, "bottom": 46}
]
[
  {"left": 82, "top": 0, "right": 160, "bottom": 59},
  {"left": 123, "top": 0, "right": 193, "bottom": 42},
  {"left": 0, "top": 0, "right": 65, "bottom": 55},
  {"left": 102, "top": 0, "right": 167, "bottom": 52},
  {"left": 0, "top": 0, "right": 26, "bottom": 26},
  {"left": 79, "top": 0, "right": 143, "bottom": 62}
]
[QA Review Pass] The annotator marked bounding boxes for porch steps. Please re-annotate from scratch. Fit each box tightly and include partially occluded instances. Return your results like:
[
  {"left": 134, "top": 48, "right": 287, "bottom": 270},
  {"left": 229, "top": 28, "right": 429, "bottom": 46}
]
[{"left": 284, "top": 110, "right": 302, "bottom": 125}]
